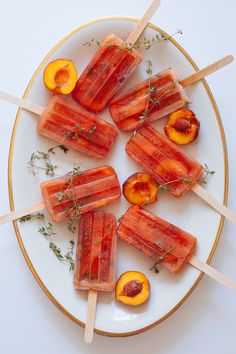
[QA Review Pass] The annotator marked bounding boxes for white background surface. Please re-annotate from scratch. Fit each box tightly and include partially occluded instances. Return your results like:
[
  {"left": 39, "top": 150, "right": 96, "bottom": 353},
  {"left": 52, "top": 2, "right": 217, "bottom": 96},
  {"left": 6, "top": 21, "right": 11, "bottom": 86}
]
[{"left": 0, "top": 0, "right": 235, "bottom": 353}]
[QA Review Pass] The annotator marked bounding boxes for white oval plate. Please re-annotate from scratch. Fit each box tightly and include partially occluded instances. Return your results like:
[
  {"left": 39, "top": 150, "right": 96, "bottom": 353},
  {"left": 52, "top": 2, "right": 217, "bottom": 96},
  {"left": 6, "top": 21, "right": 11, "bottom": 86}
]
[{"left": 8, "top": 18, "right": 227, "bottom": 336}]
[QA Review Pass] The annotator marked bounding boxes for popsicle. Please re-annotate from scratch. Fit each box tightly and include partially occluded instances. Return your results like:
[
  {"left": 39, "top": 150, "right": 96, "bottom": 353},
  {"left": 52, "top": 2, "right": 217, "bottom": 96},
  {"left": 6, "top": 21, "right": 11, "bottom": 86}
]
[
  {"left": 0, "top": 166, "right": 121, "bottom": 224},
  {"left": 74, "top": 211, "right": 117, "bottom": 291},
  {"left": 37, "top": 96, "right": 118, "bottom": 159},
  {"left": 72, "top": 0, "right": 162, "bottom": 112},
  {"left": 117, "top": 206, "right": 236, "bottom": 287},
  {"left": 109, "top": 56, "right": 234, "bottom": 131},
  {"left": 74, "top": 211, "right": 117, "bottom": 343},
  {"left": 118, "top": 205, "right": 196, "bottom": 272},
  {"left": 126, "top": 124, "right": 203, "bottom": 198},
  {"left": 0, "top": 94, "right": 117, "bottom": 159},
  {"left": 125, "top": 125, "right": 236, "bottom": 224}
]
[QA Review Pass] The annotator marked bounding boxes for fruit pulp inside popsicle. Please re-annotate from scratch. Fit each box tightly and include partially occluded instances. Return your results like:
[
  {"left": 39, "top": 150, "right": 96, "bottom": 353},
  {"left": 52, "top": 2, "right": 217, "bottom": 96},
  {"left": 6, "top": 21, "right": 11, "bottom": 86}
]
[
  {"left": 40, "top": 166, "right": 121, "bottom": 222},
  {"left": 109, "top": 69, "right": 188, "bottom": 132},
  {"left": 74, "top": 211, "right": 117, "bottom": 291},
  {"left": 126, "top": 125, "right": 203, "bottom": 197},
  {"left": 72, "top": 34, "right": 142, "bottom": 113},
  {"left": 118, "top": 206, "right": 197, "bottom": 273},
  {"left": 37, "top": 96, "right": 118, "bottom": 159}
]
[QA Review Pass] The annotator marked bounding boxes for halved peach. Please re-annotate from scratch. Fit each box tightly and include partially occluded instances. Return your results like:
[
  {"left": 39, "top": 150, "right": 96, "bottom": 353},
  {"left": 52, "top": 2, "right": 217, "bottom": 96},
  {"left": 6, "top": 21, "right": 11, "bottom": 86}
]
[
  {"left": 116, "top": 271, "right": 150, "bottom": 306},
  {"left": 164, "top": 109, "right": 200, "bottom": 145},
  {"left": 44, "top": 59, "right": 78, "bottom": 95},
  {"left": 123, "top": 173, "right": 158, "bottom": 206}
]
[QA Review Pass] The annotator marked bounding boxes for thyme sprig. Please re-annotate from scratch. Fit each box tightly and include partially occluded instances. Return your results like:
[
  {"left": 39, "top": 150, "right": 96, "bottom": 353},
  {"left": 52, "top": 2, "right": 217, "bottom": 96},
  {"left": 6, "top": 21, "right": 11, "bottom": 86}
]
[
  {"left": 200, "top": 163, "right": 215, "bottom": 184},
  {"left": 63, "top": 124, "right": 97, "bottom": 143},
  {"left": 128, "top": 60, "right": 178, "bottom": 140},
  {"left": 19, "top": 213, "right": 75, "bottom": 271},
  {"left": 157, "top": 164, "right": 215, "bottom": 193},
  {"left": 19, "top": 212, "right": 45, "bottom": 223},
  {"left": 28, "top": 145, "right": 68, "bottom": 177},
  {"left": 38, "top": 222, "right": 75, "bottom": 271},
  {"left": 64, "top": 165, "right": 83, "bottom": 220},
  {"left": 150, "top": 240, "right": 176, "bottom": 273},
  {"left": 83, "top": 30, "right": 183, "bottom": 51},
  {"left": 139, "top": 60, "right": 160, "bottom": 125},
  {"left": 67, "top": 220, "right": 77, "bottom": 234}
]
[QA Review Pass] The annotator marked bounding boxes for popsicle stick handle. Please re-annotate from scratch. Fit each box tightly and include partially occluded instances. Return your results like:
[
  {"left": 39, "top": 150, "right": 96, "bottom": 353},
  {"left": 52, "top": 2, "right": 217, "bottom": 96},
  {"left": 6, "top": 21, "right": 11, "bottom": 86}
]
[
  {"left": 84, "top": 289, "right": 98, "bottom": 344},
  {"left": 0, "top": 200, "right": 46, "bottom": 225},
  {"left": 192, "top": 183, "right": 236, "bottom": 225},
  {"left": 126, "top": 0, "right": 161, "bottom": 45},
  {"left": 179, "top": 55, "right": 234, "bottom": 88},
  {"left": 0, "top": 90, "right": 44, "bottom": 115},
  {"left": 189, "top": 255, "right": 236, "bottom": 289}
]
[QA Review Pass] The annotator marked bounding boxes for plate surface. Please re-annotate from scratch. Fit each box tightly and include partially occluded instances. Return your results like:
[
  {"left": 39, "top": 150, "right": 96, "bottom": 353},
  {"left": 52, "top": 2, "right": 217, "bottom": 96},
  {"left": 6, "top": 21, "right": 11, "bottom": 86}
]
[{"left": 8, "top": 18, "right": 228, "bottom": 336}]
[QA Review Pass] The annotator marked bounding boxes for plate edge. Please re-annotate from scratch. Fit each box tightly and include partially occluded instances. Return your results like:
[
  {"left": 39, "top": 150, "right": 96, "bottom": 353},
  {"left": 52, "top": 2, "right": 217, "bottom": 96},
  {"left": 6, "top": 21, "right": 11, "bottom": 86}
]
[{"left": 7, "top": 16, "right": 228, "bottom": 337}]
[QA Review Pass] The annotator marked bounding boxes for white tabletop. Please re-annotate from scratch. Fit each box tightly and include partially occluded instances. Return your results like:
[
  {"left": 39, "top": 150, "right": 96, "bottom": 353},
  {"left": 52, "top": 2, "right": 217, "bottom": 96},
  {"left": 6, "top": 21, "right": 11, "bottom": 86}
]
[{"left": 0, "top": 0, "right": 236, "bottom": 353}]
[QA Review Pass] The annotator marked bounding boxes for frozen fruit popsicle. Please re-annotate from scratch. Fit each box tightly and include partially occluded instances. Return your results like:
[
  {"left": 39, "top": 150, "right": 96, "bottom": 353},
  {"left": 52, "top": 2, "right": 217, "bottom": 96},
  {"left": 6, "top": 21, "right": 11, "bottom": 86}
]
[
  {"left": 126, "top": 125, "right": 203, "bottom": 197},
  {"left": 37, "top": 96, "right": 118, "bottom": 159},
  {"left": 41, "top": 165, "right": 121, "bottom": 222},
  {"left": 109, "top": 69, "right": 187, "bottom": 131},
  {"left": 109, "top": 56, "right": 234, "bottom": 132},
  {"left": 72, "top": 34, "right": 142, "bottom": 113},
  {"left": 118, "top": 206, "right": 196, "bottom": 272},
  {"left": 74, "top": 211, "right": 117, "bottom": 291},
  {"left": 72, "top": 0, "right": 162, "bottom": 118},
  {"left": 0, "top": 165, "right": 121, "bottom": 224},
  {"left": 118, "top": 206, "right": 236, "bottom": 289}
]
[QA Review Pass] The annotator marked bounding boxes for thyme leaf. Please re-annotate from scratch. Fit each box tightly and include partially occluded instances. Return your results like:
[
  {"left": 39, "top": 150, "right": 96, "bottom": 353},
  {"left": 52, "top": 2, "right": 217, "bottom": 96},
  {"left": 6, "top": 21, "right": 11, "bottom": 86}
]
[
  {"left": 83, "top": 30, "right": 182, "bottom": 51},
  {"left": 18, "top": 212, "right": 75, "bottom": 271},
  {"left": 157, "top": 164, "right": 215, "bottom": 193},
  {"left": 67, "top": 220, "right": 76, "bottom": 234},
  {"left": 150, "top": 240, "right": 176, "bottom": 274},
  {"left": 19, "top": 212, "right": 45, "bottom": 223}
]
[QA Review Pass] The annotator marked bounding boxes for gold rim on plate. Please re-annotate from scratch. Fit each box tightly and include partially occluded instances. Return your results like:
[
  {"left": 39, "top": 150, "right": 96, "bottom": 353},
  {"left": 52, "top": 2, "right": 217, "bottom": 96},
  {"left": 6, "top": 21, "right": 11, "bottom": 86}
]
[{"left": 8, "top": 17, "right": 228, "bottom": 337}]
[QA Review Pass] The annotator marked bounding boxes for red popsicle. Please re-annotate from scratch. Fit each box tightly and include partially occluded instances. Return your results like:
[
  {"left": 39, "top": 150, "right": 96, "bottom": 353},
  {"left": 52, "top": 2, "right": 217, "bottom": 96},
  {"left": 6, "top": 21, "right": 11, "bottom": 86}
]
[
  {"left": 109, "top": 69, "right": 187, "bottom": 131},
  {"left": 126, "top": 125, "right": 203, "bottom": 197},
  {"left": 118, "top": 206, "right": 197, "bottom": 273},
  {"left": 41, "top": 165, "right": 121, "bottom": 222},
  {"left": 37, "top": 96, "right": 118, "bottom": 159},
  {"left": 72, "top": 34, "right": 142, "bottom": 113},
  {"left": 74, "top": 211, "right": 117, "bottom": 291}
]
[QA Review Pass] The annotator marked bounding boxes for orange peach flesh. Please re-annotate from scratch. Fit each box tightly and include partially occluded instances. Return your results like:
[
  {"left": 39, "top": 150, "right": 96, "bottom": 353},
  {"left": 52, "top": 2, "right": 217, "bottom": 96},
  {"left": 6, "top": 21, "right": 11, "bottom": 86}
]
[
  {"left": 44, "top": 59, "right": 78, "bottom": 95},
  {"left": 123, "top": 173, "right": 158, "bottom": 206},
  {"left": 116, "top": 271, "right": 150, "bottom": 306},
  {"left": 164, "top": 109, "right": 200, "bottom": 145}
]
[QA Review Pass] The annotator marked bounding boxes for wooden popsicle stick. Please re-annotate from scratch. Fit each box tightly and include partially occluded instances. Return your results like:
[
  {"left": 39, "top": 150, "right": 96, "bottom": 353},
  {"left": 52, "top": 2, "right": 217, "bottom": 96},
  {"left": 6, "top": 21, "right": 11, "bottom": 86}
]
[
  {"left": 0, "top": 90, "right": 44, "bottom": 115},
  {"left": 0, "top": 200, "right": 46, "bottom": 225},
  {"left": 179, "top": 55, "right": 234, "bottom": 88},
  {"left": 84, "top": 289, "right": 98, "bottom": 344},
  {"left": 126, "top": 0, "right": 161, "bottom": 45},
  {"left": 192, "top": 183, "right": 236, "bottom": 225},
  {"left": 189, "top": 255, "right": 236, "bottom": 289}
]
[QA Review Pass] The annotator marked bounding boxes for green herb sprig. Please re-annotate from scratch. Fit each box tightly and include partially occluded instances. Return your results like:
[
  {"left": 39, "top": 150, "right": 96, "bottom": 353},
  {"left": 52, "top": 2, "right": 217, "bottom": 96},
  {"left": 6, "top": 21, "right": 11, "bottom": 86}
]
[
  {"left": 83, "top": 30, "right": 183, "bottom": 51},
  {"left": 19, "top": 212, "right": 45, "bottom": 223},
  {"left": 157, "top": 164, "right": 215, "bottom": 193},
  {"left": 38, "top": 222, "right": 75, "bottom": 271},
  {"left": 28, "top": 145, "right": 68, "bottom": 177},
  {"left": 150, "top": 240, "right": 176, "bottom": 273}
]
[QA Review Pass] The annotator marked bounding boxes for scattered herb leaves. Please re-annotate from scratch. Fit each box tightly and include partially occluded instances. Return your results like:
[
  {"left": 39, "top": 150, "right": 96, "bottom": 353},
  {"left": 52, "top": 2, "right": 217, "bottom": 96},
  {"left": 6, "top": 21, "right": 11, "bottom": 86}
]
[
  {"left": 19, "top": 212, "right": 45, "bottom": 223},
  {"left": 83, "top": 30, "right": 183, "bottom": 51}
]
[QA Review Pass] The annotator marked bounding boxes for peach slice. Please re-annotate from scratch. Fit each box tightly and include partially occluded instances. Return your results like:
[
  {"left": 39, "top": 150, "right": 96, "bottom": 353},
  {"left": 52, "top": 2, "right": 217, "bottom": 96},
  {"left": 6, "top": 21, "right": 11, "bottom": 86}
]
[
  {"left": 123, "top": 173, "right": 158, "bottom": 206},
  {"left": 116, "top": 271, "right": 150, "bottom": 306},
  {"left": 44, "top": 59, "right": 78, "bottom": 95},
  {"left": 164, "top": 109, "right": 200, "bottom": 145}
]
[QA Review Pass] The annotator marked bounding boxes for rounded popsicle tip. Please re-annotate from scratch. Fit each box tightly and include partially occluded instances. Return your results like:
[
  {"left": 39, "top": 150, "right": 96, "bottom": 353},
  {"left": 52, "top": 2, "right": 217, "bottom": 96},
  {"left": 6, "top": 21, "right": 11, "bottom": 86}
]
[{"left": 225, "top": 54, "right": 234, "bottom": 64}]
